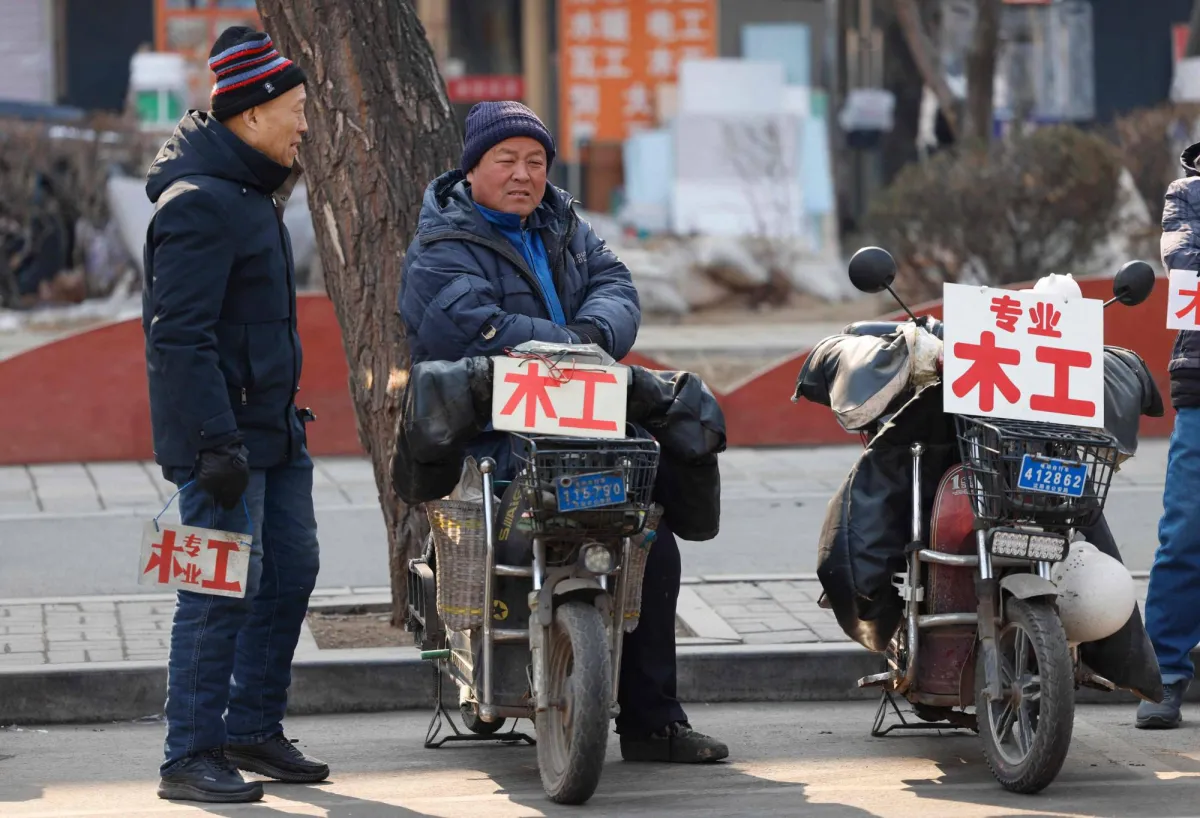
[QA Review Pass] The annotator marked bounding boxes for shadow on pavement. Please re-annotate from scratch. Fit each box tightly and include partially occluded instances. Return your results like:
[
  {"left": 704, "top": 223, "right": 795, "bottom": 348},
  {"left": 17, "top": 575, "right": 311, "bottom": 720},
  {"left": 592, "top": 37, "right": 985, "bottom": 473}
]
[{"left": 894, "top": 724, "right": 1200, "bottom": 818}]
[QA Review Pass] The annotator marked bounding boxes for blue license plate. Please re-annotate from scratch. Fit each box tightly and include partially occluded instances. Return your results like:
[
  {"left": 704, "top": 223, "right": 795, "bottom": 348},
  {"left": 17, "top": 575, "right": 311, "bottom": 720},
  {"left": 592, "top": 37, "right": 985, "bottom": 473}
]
[
  {"left": 1016, "top": 455, "right": 1087, "bottom": 498},
  {"left": 555, "top": 471, "right": 627, "bottom": 512}
]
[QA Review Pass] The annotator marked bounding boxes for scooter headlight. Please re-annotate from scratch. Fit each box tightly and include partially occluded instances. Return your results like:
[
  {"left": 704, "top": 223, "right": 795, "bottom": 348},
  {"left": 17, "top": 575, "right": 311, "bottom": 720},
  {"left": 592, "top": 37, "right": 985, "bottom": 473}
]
[{"left": 581, "top": 544, "right": 616, "bottom": 574}]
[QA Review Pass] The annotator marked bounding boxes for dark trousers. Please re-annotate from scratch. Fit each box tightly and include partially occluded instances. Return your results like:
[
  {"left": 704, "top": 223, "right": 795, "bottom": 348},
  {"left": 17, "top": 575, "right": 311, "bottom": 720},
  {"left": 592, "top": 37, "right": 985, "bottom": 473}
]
[
  {"left": 160, "top": 449, "right": 320, "bottom": 772},
  {"left": 615, "top": 522, "right": 688, "bottom": 735}
]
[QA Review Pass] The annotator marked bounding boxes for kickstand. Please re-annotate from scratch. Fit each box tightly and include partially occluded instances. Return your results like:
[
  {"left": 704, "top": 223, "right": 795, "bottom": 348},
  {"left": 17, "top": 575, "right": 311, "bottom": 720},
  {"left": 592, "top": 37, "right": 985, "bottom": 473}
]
[
  {"left": 423, "top": 665, "right": 536, "bottom": 749},
  {"left": 870, "top": 688, "right": 967, "bottom": 738}
]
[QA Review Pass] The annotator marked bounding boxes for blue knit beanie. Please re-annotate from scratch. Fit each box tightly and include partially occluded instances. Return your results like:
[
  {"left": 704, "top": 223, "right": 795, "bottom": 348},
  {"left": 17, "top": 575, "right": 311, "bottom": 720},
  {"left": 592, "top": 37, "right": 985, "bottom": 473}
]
[{"left": 461, "top": 101, "right": 556, "bottom": 172}]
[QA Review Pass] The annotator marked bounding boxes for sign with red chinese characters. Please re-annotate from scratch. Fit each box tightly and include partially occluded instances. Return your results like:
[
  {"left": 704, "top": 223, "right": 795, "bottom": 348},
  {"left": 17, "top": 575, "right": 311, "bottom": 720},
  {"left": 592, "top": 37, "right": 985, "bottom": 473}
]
[
  {"left": 138, "top": 521, "right": 252, "bottom": 598},
  {"left": 557, "top": 0, "right": 718, "bottom": 162},
  {"left": 491, "top": 357, "right": 629, "bottom": 439},
  {"left": 942, "top": 283, "right": 1105, "bottom": 428},
  {"left": 446, "top": 75, "right": 526, "bottom": 103},
  {"left": 1167, "top": 269, "right": 1200, "bottom": 330}
]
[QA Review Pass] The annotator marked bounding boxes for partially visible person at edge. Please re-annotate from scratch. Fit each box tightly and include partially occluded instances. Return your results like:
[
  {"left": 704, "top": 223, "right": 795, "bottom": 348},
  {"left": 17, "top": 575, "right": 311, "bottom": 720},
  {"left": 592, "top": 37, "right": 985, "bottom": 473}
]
[
  {"left": 399, "top": 100, "right": 730, "bottom": 764},
  {"left": 142, "top": 26, "right": 328, "bottom": 803},
  {"left": 1137, "top": 140, "right": 1200, "bottom": 730}
]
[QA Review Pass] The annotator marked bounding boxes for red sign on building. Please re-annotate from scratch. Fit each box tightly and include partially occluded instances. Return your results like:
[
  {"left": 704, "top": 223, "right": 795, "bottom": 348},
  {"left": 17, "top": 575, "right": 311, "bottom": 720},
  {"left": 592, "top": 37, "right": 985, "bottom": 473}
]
[{"left": 446, "top": 75, "right": 526, "bottom": 103}]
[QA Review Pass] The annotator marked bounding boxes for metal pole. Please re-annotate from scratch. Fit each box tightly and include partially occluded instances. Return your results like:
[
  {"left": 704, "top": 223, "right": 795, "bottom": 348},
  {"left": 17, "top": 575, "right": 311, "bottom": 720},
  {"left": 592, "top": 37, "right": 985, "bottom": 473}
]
[{"left": 480, "top": 458, "right": 497, "bottom": 717}]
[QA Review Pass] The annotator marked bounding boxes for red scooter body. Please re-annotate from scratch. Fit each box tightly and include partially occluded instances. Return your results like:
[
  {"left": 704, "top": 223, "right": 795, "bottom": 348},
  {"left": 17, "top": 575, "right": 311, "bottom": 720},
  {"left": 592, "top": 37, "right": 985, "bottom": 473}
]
[{"left": 915, "top": 465, "right": 978, "bottom": 706}]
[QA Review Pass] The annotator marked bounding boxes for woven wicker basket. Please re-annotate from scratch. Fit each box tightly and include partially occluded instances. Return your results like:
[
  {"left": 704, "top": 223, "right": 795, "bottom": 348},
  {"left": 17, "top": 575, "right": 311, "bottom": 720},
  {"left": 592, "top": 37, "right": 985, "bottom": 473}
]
[
  {"left": 424, "top": 499, "right": 490, "bottom": 631},
  {"left": 621, "top": 504, "right": 663, "bottom": 633}
]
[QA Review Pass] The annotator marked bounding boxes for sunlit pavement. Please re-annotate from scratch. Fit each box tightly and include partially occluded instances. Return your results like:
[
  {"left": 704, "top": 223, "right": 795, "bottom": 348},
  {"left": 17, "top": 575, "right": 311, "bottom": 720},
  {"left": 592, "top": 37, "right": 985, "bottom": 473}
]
[{"left": 4, "top": 702, "right": 1200, "bottom": 817}]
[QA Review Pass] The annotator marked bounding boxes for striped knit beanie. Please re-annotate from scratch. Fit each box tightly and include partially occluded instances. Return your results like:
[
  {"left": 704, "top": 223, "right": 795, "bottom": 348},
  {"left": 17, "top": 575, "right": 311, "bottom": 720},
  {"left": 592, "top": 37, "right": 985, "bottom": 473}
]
[{"left": 208, "top": 26, "right": 307, "bottom": 122}]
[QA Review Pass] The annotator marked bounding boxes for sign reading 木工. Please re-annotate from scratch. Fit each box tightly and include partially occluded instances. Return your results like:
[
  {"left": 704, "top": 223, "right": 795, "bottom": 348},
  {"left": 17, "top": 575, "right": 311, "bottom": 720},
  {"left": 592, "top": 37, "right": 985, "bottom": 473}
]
[
  {"left": 1167, "top": 269, "right": 1200, "bottom": 330},
  {"left": 942, "top": 283, "right": 1105, "bottom": 428},
  {"left": 491, "top": 356, "right": 629, "bottom": 439},
  {"left": 139, "top": 521, "right": 252, "bottom": 598}
]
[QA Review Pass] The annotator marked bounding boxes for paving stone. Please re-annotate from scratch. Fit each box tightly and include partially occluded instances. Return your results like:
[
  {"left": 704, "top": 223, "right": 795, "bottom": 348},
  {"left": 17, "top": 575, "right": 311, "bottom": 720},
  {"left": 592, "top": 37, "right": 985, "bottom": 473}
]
[
  {"left": 743, "top": 630, "right": 820, "bottom": 644},
  {"left": 2, "top": 641, "right": 45, "bottom": 653},
  {"left": 0, "top": 653, "right": 44, "bottom": 665},
  {"left": 743, "top": 602, "right": 787, "bottom": 615},
  {"left": 725, "top": 620, "right": 770, "bottom": 634},
  {"left": 0, "top": 623, "right": 44, "bottom": 635},
  {"left": 85, "top": 648, "right": 126, "bottom": 662},
  {"left": 759, "top": 615, "right": 806, "bottom": 631},
  {"left": 693, "top": 584, "right": 770, "bottom": 603},
  {"left": 47, "top": 649, "right": 86, "bottom": 663}
]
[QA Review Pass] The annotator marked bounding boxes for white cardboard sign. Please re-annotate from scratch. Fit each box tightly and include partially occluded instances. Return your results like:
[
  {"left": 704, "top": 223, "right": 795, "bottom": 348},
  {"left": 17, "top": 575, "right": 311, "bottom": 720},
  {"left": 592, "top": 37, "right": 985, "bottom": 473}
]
[
  {"left": 1167, "top": 269, "right": 1200, "bottom": 330},
  {"left": 491, "top": 356, "right": 629, "bottom": 440},
  {"left": 138, "top": 521, "right": 252, "bottom": 598},
  {"left": 942, "top": 283, "right": 1105, "bottom": 428}
]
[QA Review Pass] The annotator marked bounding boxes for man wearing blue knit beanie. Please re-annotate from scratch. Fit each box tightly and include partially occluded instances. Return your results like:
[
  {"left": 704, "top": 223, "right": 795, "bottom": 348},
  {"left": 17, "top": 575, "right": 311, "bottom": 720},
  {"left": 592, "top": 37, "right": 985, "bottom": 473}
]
[{"left": 399, "top": 101, "right": 729, "bottom": 764}]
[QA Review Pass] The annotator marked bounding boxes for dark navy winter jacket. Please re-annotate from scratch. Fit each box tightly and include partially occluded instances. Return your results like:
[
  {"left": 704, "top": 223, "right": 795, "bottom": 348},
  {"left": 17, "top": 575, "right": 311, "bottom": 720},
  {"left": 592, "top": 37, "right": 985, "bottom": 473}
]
[
  {"left": 398, "top": 170, "right": 641, "bottom": 476},
  {"left": 142, "top": 111, "right": 306, "bottom": 469},
  {"left": 1163, "top": 142, "right": 1200, "bottom": 409}
]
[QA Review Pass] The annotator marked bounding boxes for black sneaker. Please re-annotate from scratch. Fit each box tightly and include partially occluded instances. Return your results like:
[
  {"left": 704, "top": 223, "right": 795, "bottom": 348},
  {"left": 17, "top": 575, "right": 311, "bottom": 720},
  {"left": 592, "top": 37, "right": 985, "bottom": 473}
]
[
  {"left": 157, "top": 748, "right": 264, "bottom": 803},
  {"left": 225, "top": 733, "right": 330, "bottom": 783},
  {"left": 620, "top": 722, "right": 730, "bottom": 763},
  {"left": 1136, "top": 680, "right": 1189, "bottom": 729}
]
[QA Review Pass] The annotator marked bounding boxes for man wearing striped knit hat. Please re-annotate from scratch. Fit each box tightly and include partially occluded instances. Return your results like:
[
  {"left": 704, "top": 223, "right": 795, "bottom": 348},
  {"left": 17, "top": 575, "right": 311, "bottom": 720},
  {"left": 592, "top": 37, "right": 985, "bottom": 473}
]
[{"left": 143, "top": 26, "right": 325, "bottom": 803}]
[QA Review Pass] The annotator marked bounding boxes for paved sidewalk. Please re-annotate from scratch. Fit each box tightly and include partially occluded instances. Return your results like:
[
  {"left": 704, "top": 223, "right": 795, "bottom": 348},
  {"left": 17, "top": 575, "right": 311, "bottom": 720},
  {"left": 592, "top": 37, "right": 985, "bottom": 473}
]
[{"left": 0, "top": 575, "right": 1155, "bottom": 668}]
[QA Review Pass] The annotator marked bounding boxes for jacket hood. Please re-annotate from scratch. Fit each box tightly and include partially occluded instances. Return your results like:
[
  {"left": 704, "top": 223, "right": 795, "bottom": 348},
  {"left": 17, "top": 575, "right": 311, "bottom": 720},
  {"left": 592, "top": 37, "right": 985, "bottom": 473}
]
[
  {"left": 415, "top": 169, "right": 574, "bottom": 238},
  {"left": 1182, "top": 142, "right": 1200, "bottom": 177},
  {"left": 145, "top": 111, "right": 291, "bottom": 203}
]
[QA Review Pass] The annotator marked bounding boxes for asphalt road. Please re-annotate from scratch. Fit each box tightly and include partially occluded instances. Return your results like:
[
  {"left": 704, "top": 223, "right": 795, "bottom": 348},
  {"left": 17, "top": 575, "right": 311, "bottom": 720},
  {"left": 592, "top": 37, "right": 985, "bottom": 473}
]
[
  {"left": 0, "top": 479, "right": 1168, "bottom": 599},
  {"left": 0, "top": 443, "right": 1171, "bottom": 598},
  {"left": 3, "top": 702, "right": 1200, "bottom": 817}
]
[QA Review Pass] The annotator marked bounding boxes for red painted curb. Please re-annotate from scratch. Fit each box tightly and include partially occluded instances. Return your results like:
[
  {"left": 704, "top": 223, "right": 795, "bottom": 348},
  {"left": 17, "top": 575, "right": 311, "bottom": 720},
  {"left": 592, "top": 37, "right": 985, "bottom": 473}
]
[{"left": 0, "top": 277, "right": 1176, "bottom": 465}]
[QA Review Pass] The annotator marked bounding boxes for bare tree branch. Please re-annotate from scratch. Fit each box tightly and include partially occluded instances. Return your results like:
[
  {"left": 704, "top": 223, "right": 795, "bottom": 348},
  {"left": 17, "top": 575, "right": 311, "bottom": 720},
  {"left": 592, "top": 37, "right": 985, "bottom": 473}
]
[{"left": 893, "top": 0, "right": 960, "bottom": 138}]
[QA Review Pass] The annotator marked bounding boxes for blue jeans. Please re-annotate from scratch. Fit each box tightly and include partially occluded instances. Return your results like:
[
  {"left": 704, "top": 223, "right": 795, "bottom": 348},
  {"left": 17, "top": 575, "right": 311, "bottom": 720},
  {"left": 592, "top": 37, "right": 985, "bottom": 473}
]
[
  {"left": 1146, "top": 407, "right": 1200, "bottom": 684},
  {"left": 160, "top": 448, "right": 320, "bottom": 773}
]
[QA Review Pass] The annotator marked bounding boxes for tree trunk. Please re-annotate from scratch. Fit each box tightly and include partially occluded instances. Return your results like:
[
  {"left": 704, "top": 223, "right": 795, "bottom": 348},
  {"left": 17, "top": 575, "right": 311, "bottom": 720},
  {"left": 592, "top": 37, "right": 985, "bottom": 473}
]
[
  {"left": 963, "top": 0, "right": 1000, "bottom": 145},
  {"left": 893, "top": 0, "right": 960, "bottom": 139},
  {"left": 255, "top": 0, "right": 462, "bottom": 625}
]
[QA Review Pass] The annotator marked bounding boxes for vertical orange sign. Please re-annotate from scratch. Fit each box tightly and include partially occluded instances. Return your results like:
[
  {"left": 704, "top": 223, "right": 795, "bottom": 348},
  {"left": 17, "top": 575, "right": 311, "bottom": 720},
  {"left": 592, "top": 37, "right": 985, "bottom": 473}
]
[{"left": 557, "top": 0, "right": 718, "bottom": 162}]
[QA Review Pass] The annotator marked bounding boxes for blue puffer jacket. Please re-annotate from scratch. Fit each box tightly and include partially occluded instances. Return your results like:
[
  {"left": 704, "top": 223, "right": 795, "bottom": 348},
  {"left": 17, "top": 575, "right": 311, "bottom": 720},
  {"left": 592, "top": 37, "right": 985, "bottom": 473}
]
[
  {"left": 142, "top": 112, "right": 306, "bottom": 469},
  {"left": 399, "top": 170, "right": 641, "bottom": 477},
  {"left": 1162, "top": 142, "right": 1200, "bottom": 409}
]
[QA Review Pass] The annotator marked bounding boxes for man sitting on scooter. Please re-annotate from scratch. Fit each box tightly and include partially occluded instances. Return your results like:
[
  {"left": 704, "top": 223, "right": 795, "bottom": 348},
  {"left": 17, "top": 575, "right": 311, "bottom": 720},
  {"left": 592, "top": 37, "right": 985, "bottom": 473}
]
[{"left": 398, "top": 101, "right": 729, "bottom": 764}]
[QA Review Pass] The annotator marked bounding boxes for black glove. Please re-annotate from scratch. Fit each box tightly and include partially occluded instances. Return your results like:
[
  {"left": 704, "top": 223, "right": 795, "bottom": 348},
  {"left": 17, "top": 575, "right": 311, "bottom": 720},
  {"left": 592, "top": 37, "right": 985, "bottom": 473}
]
[
  {"left": 195, "top": 442, "right": 250, "bottom": 510},
  {"left": 567, "top": 321, "right": 608, "bottom": 351}
]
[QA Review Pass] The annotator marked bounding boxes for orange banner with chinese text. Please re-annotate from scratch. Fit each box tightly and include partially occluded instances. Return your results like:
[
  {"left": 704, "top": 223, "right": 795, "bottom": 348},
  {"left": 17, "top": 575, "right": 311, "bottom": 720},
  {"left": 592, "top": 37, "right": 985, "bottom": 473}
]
[{"left": 556, "top": 0, "right": 718, "bottom": 162}]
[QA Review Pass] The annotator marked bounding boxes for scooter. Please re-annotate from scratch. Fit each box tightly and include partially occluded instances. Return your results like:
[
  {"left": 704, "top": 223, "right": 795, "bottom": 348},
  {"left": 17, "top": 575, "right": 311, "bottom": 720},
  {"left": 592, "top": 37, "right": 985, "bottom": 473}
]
[
  {"left": 404, "top": 343, "right": 661, "bottom": 805},
  {"left": 796, "top": 248, "right": 1159, "bottom": 793}
]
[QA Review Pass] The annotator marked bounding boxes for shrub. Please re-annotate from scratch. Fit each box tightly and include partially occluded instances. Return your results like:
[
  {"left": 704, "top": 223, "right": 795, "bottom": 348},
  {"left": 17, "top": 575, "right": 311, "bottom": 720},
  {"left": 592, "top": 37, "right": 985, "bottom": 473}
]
[{"left": 865, "top": 125, "right": 1124, "bottom": 300}]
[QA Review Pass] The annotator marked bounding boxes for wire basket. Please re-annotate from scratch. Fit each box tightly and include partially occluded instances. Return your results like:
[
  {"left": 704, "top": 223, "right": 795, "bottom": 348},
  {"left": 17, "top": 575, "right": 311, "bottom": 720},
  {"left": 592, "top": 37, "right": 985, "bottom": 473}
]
[
  {"left": 424, "top": 499, "right": 489, "bottom": 631},
  {"left": 511, "top": 434, "right": 660, "bottom": 540},
  {"left": 620, "top": 504, "right": 662, "bottom": 633},
  {"left": 954, "top": 415, "right": 1120, "bottom": 529}
]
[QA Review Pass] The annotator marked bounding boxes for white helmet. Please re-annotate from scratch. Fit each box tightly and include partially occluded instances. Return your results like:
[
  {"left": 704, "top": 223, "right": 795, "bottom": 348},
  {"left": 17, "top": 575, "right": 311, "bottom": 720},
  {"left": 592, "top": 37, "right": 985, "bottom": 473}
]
[
  {"left": 1027, "top": 273, "right": 1083, "bottom": 299},
  {"left": 1051, "top": 540, "right": 1136, "bottom": 644}
]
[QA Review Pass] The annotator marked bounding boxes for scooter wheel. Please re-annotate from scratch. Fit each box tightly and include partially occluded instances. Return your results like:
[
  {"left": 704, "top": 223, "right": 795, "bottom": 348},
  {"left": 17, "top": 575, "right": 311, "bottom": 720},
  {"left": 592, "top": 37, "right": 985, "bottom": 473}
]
[
  {"left": 536, "top": 600, "right": 611, "bottom": 805},
  {"left": 976, "top": 597, "right": 1074, "bottom": 794}
]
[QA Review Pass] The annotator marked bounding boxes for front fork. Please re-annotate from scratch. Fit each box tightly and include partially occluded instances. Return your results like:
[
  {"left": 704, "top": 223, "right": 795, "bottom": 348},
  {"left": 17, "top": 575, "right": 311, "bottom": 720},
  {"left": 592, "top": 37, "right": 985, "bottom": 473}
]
[{"left": 526, "top": 534, "right": 630, "bottom": 720}]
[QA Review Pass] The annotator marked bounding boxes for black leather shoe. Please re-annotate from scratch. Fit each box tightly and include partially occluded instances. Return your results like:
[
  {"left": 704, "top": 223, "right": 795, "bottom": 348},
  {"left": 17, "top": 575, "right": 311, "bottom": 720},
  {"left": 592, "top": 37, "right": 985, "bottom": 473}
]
[
  {"left": 620, "top": 722, "right": 729, "bottom": 763},
  {"left": 225, "top": 733, "right": 330, "bottom": 783},
  {"left": 158, "top": 748, "right": 263, "bottom": 803}
]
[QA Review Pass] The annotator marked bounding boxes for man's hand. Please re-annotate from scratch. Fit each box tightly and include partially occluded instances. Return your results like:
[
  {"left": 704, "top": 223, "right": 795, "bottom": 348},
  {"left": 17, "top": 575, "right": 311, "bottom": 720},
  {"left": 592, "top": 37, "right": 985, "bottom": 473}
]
[
  {"left": 195, "top": 442, "right": 250, "bottom": 509},
  {"left": 567, "top": 321, "right": 608, "bottom": 351}
]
